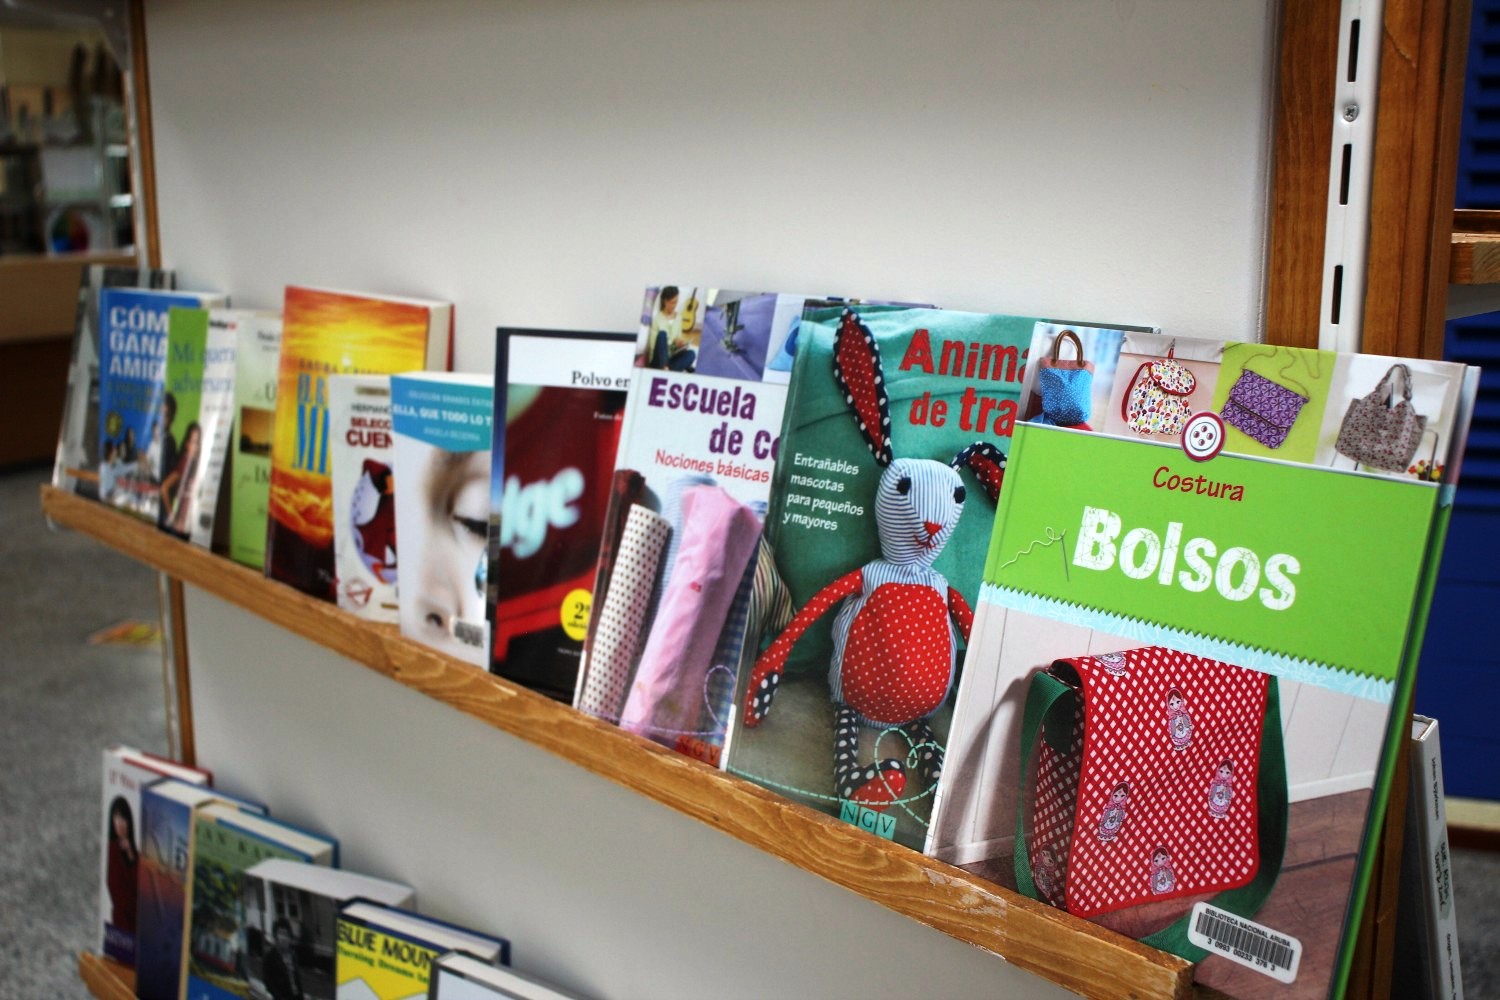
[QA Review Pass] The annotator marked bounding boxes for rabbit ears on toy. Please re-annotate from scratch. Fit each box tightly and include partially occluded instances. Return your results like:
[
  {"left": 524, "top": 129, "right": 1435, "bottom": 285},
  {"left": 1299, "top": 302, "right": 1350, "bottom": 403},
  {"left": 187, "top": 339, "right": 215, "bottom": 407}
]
[{"left": 831, "top": 308, "right": 1006, "bottom": 502}]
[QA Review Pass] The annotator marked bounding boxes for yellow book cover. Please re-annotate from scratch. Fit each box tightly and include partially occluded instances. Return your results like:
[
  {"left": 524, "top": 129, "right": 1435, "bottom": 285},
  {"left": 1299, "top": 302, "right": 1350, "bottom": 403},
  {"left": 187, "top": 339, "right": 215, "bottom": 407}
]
[
  {"left": 265, "top": 287, "right": 451, "bottom": 599},
  {"left": 333, "top": 921, "right": 438, "bottom": 1000}
]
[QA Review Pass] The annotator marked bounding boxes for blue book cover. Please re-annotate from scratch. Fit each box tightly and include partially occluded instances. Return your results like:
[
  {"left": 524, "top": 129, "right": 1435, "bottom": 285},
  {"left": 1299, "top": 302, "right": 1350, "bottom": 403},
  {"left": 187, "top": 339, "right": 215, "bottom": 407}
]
[
  {"left": 136, "top": 781, "right": 266, "bottom": 1000},
  {"left": 96, "top": 287, "right": 225, "bottom": 521}
]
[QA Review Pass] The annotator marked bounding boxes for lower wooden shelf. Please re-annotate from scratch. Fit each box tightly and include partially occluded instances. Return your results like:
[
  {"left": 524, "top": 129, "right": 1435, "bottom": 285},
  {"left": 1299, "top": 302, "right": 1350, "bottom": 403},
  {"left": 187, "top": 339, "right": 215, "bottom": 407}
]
[
  {"left": 45, "top": 484, "right": 1193, "bottom": 1000},
  {"left": 78, "top": 952, "right": 134, "bottom": 1000}
]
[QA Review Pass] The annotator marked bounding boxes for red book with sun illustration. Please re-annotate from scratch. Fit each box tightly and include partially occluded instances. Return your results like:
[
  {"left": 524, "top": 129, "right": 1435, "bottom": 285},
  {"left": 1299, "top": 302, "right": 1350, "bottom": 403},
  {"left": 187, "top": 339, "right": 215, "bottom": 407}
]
[{"left": 265, "top": 287, "right": 451, "bottom": 600}]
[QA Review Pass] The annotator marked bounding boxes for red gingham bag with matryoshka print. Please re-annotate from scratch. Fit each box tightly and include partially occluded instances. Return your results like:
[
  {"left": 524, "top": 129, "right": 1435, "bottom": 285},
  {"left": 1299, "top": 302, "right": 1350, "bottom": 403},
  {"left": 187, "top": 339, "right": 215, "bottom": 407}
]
[{"left": 1014, "top": 647, "right": 1288, "bottom": 958}]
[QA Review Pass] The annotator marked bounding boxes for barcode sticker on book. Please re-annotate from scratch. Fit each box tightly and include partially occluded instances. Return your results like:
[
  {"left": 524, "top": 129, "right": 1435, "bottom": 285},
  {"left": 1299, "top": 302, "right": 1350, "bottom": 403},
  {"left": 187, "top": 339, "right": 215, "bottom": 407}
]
[
  {"left": 1187, "top": 902, "right": 1301, "bottom": 984},
  {"left": 452, "top": 619, "right": 485, "bottom": 648}
]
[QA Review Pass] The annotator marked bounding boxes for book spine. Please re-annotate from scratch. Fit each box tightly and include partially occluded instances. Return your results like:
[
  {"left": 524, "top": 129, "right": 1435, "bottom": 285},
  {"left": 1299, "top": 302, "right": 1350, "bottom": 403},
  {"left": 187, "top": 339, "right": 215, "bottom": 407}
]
[
  {"left": 1413, "top": 720, "right": 1463, "bottom": 1000},
  {"left": 188, "top": 318, "right": 238, "bottom": 548}
]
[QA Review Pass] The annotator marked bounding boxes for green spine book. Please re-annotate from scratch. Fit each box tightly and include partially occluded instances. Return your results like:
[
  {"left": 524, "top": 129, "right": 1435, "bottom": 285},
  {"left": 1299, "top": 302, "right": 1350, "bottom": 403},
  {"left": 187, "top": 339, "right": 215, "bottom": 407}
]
[{"left": 228, "top": 314, "right": 283, "bottom": 569}]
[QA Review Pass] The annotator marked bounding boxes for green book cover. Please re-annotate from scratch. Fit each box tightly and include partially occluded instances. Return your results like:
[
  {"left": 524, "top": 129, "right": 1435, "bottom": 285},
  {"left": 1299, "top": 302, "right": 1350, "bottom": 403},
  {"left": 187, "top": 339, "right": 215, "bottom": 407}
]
[
  {"left": 932, "top": 331, "right": 1476, "bottom": 998},
  {"left": 228, "top": 313, "right": 283, "bottom": 569}
]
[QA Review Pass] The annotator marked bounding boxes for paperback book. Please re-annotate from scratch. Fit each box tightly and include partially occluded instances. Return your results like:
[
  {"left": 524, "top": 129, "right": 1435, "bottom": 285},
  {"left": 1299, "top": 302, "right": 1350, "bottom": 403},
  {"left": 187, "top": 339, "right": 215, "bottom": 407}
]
[
  {"left": 726, "top": 309, "right": 1149, "bottom": 849},
  {"left": 241, "top": 859, "right": 414, "bottom": 1000},
  {"left": 265, "top": 287, "right": 452, "bottom": 599},
  {"left": 98, "top": 746, "right": 210, "bottom": 967},
  {"left": 391, "top": 372, "right": 494, "bottom": 665},
  {"left": 159, "top": 307, "right": 238, "bottom": 545},
  {"left": 96, "top": 287, "right": 228, "bottom": 520},
  {"left": 1393, "top": 715, "right": 1464, "bottom": 999},
  {"left": 136, "top": 781, "right": 267, "bottom": 1000},
  {"left": 488, "top": 328, "right": 633, "bottom": 701},
  {"left": 330, "top": 375, "right": 399, "bottom": 622},
  {"left": 53, "top": 264, "right": 175, "bottom": 501},
  {"left": 336, "top": 902, "right": 509, "bottom": 1000},
  {"left": 227, "top": 311, "right": 284, "bottom": 569},
  {"left": 574, "top": 287, "right": 872, "bottom": 763},
  {"left": 184, "top": 804, "right": 338, "bottom": 1000},
  {"left": 928, "top": 332, "right": 1477, "bottom": 998}
]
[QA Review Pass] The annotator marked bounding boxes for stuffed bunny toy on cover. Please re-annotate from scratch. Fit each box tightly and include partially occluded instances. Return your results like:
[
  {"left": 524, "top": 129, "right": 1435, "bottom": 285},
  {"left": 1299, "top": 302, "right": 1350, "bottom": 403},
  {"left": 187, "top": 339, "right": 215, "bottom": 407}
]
[{"left": 742, "top": 309, "right": 1004, "bottom": 811}]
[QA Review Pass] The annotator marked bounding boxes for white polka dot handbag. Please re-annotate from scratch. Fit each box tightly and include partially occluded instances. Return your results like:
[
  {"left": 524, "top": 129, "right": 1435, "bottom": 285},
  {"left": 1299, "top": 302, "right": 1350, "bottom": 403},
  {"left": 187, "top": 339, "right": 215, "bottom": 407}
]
[{"left": 1014, "top": 646, "right": 1288, "bottom": 961}]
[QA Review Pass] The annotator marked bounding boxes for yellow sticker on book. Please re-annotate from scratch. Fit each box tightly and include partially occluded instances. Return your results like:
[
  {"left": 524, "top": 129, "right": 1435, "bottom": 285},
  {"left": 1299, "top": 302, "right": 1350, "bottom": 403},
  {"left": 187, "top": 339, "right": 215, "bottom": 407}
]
[{"left": 560, "top": 588, "right": 591, "bottom": 641}]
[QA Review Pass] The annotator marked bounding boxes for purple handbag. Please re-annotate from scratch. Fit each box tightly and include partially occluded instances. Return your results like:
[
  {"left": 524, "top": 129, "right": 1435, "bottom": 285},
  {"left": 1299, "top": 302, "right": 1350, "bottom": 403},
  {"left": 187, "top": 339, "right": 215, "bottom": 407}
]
[{"left": 1221, "top": 369, "right": 1308, "bottom": 449}]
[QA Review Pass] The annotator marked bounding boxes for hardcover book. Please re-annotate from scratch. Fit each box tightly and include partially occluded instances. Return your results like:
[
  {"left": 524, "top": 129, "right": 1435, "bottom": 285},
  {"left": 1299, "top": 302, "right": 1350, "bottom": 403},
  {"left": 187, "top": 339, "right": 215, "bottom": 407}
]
[
  {"left": 573, "top": 287, "right": 879, "bottom": 763},
  {"left": 241, "top": 859, "right": 414, "bottom": 1000},
  {"left": 265, "top": 287, "right": 453, "bottom": 599},
  {"left": 159, "top": 307, "right": 238, "bottom": 545},
  {"left": 928, "top": 332, "right": 1477, "bottom": 997},
  {"left": 227, "top": 311, "right": 284, "bottom": 569},
  {"left": 391, "top": 372, "right": 494, "bottom": 664},
  {"left": 183, "top": 804, "right": 337, "bottom": 1000},
  {"left": 726, "top": 309, "right": 1149, "bottom": 850},
  {"left": 336, "top": 902, "right": 509, "bottom": 1000},
  {"left": 136, "top": 781, "right": 267, "bottom": 1000},
  {"left": 487, "top": 328, "right": 633, "bottom": 700},
  {"left": 98, "top": 746, "right": 210, "bottom": 967},
  {"left": 329, "top": 375, "right": 399, "bottom": 621},
  {"left": 430, "top": 951, "right": 579, "bottom": 1000},
  {"left": 96, "top": 287, "right": 228, "bottom": 521},
  {"left": 53, "top": 264, "right": 175, "bottom": 500}
]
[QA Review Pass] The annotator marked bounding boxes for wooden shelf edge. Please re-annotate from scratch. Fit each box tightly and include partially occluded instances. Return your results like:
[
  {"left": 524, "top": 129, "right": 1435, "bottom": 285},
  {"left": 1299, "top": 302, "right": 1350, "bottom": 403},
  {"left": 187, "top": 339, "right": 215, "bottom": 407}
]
[
  {"left": 44, "top": 485, "right": 1194, "bottom": 1000},
  {"left": 1450, "top": 209, "right": 1500, "bottom": 285},
  {"left": 78, "top": 952, "right": 135, "bottom": 1000}
]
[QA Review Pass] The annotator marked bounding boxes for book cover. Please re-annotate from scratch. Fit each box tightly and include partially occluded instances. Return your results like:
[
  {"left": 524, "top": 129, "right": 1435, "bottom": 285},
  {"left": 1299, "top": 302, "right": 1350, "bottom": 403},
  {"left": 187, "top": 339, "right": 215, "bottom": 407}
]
[
  {"left": 184, "top": 805, "right": 338, "bottom": 1000},
  {"left": 98, "top": 747, "right": 210, "bottom": 967},
  {"left": 487, "top": 328, "right": 633, "bottom": 701},
  {"left": 52, "top": 264, "right": 175, "bottom": 500},
  {"left": 137, "top": 781, "right": 267, "bottom": 1000},
  {"left": 241, "top": 859, "right": 414, "bottom": 1000},
  {"left": 159, "top": 307, "right": 238, "bottom": 545},
  {"left": 928, "top": 332, "right": 1476, "bottom": 998},
  {"left": 574, "top": 286, "right": 848, "bottom": 763},
  {"left": 265, "top": 287, "right": 453, "bottom": 600},
  {"left": 96, "top": 287, "right": 228, "bottom": 521},
  {"left": 336, "top": 903, "right": 508, "bottom": 1000},
  {"left": 391, "top": 372, "right": 494, "bottom": 665},
  {"left": 329, "top": 375, "right": 399, "bottom": 621},
  {"left": 429, "top": 951, "right": 580, "bottom": 1000},
  {"left": 228, "top": 312, "right": 284, "bottom": 569},
  {"left": 726, "top": 308, "right": 1147, "bottom": 850},
  {"left": 1393, "top": 715, "right": 1464, "bottom": 999}
]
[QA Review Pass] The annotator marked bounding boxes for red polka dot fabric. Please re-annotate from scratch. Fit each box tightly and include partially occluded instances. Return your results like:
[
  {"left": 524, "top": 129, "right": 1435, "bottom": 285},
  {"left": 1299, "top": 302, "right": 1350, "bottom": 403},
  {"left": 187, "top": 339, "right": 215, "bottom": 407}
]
[
  {"left": 1027, "top": 646, "right": 1268, "bottom": 919},
  {"left": 838, "top": 583, "right": 953, "bottom": 726},
  {"left": 831, "top": 309, "right": 893, "bottom": 466}
]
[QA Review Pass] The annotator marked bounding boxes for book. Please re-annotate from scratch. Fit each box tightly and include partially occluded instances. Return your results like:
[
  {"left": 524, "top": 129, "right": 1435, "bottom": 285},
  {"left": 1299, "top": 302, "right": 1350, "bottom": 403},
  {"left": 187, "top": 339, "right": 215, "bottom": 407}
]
[
  {"left": 487, "top": 328, "right": 633, "bottom": 701},
  {"left": 98, "top": 746, "right": 210, "bottom": 966},
  {"left": 183, "top": 803, "right": 338, "bottom": 1000},
  {"left": 1394, "top": 715, "right": 1464, "bottom": 999},
  {"left": 928, "top": 332, "right": 1477, "bottom": 997},
  {"left": 391, "top": 372, "right": 494, "bottom": 665},
  {"left": 159, "top": 307, "right": 239, "bottom": 545},
  {"left": 53, "top": 264, "right": 175, "bottom": 501},
  {"left": 241, "top": 859, "right": 414, "bottom": 1000},
  {"left": 265, "top": 287, "right": 453, "bottom": 600},
  {"left": 429, "top": 951, "right": 579, "bottom": 1000},
  {"left": 336, "top": 902, "right": 509, "bottom": 1000},
  {"left": 228, "top": 311, "right": 284, "bottom": 569},
  {"left": 574, "top": 287, "right": 873, "bottom": 763},
  {"left": 136, "top": 781, "right": 267, "bottom": 1000},
  {"left": 725, "top": 308, "right": 1149, "bottom": 849},
  {"left": 96, "top": 287, "right": 229, "bottom": 521},
  {"left": 329, "top": 375, "right": 399, "bottom": 621}
]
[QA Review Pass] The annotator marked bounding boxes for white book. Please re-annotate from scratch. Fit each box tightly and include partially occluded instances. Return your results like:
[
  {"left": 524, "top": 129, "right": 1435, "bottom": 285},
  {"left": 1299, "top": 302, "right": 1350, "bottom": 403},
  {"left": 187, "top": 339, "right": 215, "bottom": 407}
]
[
  {"left": 430, "top": 951, "right": 581, "bottom": 1000},
  {"left": 330, "top": 374, "right": 400, "bottom": 621},
  {"left": 1395, "top": 715, "right": 1464, "bottom": 999}
]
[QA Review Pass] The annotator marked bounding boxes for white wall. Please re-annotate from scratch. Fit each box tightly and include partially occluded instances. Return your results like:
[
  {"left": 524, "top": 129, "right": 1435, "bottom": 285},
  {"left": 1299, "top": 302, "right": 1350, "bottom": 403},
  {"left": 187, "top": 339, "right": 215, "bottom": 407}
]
[{"left": 148, "top": 1, "right": 1279, "bottom": 995}]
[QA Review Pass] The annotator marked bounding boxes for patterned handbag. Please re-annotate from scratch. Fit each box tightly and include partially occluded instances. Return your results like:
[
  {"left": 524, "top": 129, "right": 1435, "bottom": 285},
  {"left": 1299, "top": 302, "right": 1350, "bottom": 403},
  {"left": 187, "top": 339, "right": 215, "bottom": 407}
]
[
  {"left": 1015, "top": 646, "right": 1287, "bottom": 961},
  {"left": 1334, "top": 363, "right": 1427, "bottom": 472},
  {"left": 1027, "top": 329, "right": 1095, "bottom": 427},
  {"left": 1222, "top": 368, "right": 1308, "bottom": 449},
  {"left": 1122, "top": 350, "right": 1196, "bottom": 437}
]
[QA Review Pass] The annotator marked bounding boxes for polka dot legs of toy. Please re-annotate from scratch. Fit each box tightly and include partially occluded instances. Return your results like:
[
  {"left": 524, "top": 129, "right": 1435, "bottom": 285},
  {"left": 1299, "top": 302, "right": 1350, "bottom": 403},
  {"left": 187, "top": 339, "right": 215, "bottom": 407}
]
[
  {"left": 906, "top": 716, "right": 944, "bottom": 784},
  {"left": 834, "top": 706, "right": 906, "bottom": 811}
]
